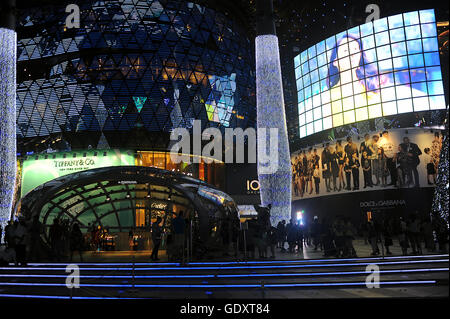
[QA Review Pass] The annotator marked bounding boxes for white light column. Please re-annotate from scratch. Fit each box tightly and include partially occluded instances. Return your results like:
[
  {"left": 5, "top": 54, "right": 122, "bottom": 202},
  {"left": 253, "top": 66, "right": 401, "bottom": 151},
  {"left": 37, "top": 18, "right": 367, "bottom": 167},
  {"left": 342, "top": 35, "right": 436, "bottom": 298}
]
[
  {"left": 256, "top": 33, "right": 292, "bottom": 227},
  {"left": 0, "top": 27, "right": 17, "bottom": 229}
]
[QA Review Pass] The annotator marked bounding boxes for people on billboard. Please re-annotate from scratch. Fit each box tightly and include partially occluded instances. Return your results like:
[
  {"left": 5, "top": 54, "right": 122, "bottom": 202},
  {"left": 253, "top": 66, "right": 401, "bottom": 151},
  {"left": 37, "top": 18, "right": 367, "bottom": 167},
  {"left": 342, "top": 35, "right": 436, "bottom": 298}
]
[
  {"left": 374, "top": 147, "right": 388, "bottom": 187},
  {"left": 321, "top": 143, "right": 332, "bottom": 192},
  {"left": 306, "top": 148, "right": 314, "bottom": 195},
  {"left": 313, "top": 164, "right": 321, "bottom": 194},
  {"left": 291, "top": 128, "right": 442, "bottom": 198},
  {"left": 336, "top": 140, "right": 346, "bottom": 190},
  {"left": 360, "top": 134, "right": 373, "bottom": 158},
  {"left": 424, "top": 148, "right": 436, "bottom": 185},
  {"left": 330, "top": 146, "right": 340, "bottom": 191},
  {"left": 395, "top": 144, "right": 410, "bottom": 187},
  {"left": 312, "top": 148, "right": 321, "bottom": 166},
  {"left": 369, "top": 134, "right": 380, "bottom": 183},
  {"left": 344, "top": 157, "right": 352, "bottom": 191},
  {"left": 350, "top": 152, "right": 360, "bottom": 190},
  {"left": 378, "top": 131, "right": 397, "bottom": 186},
  {"left": 292, "top": 162, "right": 299, "bottom": 197},
  {"left": 361, "top": 150, "right": 373, "bottom": 188},
  {"left": 344, "top": 136, "right": 359, "bottom": 161},
  {"left": 400, "top": 136, "right": 422, "bottom": 187}
]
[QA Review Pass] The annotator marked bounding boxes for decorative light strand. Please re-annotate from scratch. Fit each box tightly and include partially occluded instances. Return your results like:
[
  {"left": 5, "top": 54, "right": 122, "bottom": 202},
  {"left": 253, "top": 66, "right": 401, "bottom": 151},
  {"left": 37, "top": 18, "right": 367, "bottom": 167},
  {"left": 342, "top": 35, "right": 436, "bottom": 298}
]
[
  {"left": 256, "top": 34, "right": 292, "bottom": 226},
  {"left": 0, "top": 28, "right": 17, "bottom": 230},
  {"left": 431, "top": 124, "right": 449, "bottom": 229}
]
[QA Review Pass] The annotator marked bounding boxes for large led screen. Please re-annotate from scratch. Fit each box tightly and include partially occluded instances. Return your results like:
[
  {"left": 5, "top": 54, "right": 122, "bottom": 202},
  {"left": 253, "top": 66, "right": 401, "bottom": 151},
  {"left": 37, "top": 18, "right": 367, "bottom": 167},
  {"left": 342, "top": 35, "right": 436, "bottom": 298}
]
[{"left": 294, "top": 9, "right": 447, "bottom": 138}]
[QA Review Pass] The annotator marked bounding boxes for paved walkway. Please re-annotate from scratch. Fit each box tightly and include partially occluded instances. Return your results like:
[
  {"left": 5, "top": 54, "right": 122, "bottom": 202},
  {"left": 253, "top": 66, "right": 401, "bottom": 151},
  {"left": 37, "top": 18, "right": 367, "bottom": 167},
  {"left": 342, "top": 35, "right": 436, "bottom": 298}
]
[{"left": 75, "top": 238, "right": 447, "bottom": 263}]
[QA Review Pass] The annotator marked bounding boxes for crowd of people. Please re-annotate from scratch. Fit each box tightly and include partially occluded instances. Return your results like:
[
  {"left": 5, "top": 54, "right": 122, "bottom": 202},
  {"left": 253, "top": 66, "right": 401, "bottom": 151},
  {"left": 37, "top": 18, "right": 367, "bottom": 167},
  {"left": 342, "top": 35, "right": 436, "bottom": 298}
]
[
  {"left": 0, "top": 216, "right": 91, "bottom": 265},
  {"left": 1, "top": 208, "right": 448, "bottom": 265},
  {"left": 269, "top": 213, "right": 449, "bottom": 258},
  {"left": 291, "top": 131, "right": 443, "bottom": 196},
  {"left": 232, "top": 210, "right": 448, "bottom": 260}
]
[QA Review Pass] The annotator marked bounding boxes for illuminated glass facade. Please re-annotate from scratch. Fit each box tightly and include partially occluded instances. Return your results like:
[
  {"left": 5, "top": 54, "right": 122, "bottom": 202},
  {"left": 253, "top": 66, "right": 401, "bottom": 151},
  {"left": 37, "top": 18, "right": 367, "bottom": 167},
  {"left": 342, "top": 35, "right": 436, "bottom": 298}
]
[
  {"left": 294, "top": 9, "right": 447, "bottom": 138},
  {"left": 16, "top": 0, "right": 256, "bottom": 144}
]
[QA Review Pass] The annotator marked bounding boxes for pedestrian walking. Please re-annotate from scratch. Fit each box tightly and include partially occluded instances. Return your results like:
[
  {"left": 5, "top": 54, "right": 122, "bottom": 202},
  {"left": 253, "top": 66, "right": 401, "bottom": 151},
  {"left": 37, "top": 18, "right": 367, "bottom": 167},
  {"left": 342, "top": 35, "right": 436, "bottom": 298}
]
[
  {"left": 69, "top": 223, "right": 84, "bottom": 262},
  {"left": 150, "top": 217, "right": 163, "bottom": 261}
]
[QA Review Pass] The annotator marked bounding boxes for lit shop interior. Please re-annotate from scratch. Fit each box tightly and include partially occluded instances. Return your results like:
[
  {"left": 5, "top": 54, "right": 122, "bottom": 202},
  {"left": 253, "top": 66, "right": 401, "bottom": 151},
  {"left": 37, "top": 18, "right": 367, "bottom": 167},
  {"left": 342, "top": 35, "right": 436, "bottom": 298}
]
[{"left": 15, "top": 150, "right": 234, "bottom": 253}]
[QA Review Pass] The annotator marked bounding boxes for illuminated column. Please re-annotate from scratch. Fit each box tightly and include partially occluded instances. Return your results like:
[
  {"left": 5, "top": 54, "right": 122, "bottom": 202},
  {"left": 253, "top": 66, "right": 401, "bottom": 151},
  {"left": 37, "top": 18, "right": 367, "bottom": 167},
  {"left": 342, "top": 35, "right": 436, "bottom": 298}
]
[
  {"left": 0, "top": 0, "right": 17, "bottom": 229},
  {"left": 255, "top": 0, "right": 292, "bottom": 226}
]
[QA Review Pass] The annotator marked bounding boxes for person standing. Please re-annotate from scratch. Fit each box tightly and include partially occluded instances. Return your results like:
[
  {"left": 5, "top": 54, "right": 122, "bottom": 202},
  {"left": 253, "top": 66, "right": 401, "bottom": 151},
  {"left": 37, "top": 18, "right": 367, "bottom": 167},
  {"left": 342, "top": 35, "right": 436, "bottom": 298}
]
[
  {"left": 361, "top": 151, "right": 373, "bottom": 188},
  {"left": 407, "top": 214, "right": 422, "bottom": 254},
  {"left": 375, "top": 147, "right": 388, "bottom": 187},
  {"left": 333, "top": 218, "right": 345, "bottom": 257},
  {"left": 336, "top": 140, "right": 346, "bottom": 190},
  {"left": 297, "top": 152, "right": 305, "bottom": 197},
  {"left": 422, "top": 217, "right": 435, "bottom": 252},
  {"left": 395, "top": 144, "right": 410, "bottom": 187},
  {"left": 302, "top": 151, "right": 309, "bottom": 195},
  {"left": 344, "top": 157, "right": 352, "bottom": 191},
  {"left": 267, "top": 226, "right": 277, "bottom": 259},
  {"left": 370, "top": 135, "right": 380, "bottom": 185},
  {"left": 311, "top": 217, "right": 321, "bottom": 251},
  {"left": 292, "top": 158, "right": 299, "bottom": 197},
  {"left": 296, "top": 222, "right": 304, "bottom": 252},
  {"left": 286, "top": 219, "right": 297, "bottom": 253},
  {"left": 150, "top": 217, "right": 163, "bottom": 261},
  {"left": 313, "top": 164, "right": 321, "bottom": 194},
  {"left": 321, "top": 144, "right": 332, "bottom": 192},
  {"left": 399, "top": 217, "right": 409, "bottom": 255},
  {"left": 344, "top": 136, "right": 359, "bottom": 163},
  {"left": 360, "top": 134, "right": 373, "bottom": 158},
  {"left": 28, "top": 215, "right": 42, "bottom": 262},
  {"left": 368, "top": 220, "right": 380, "bottom": 256},
  {"left": 14, "top": 220, "right": 28, "bottom": 266},
  {"left": 424, "top": 148, "right": 436, "bottom": 185},
  {"left": 49, "top": 218, "right": 63, "bottom": 261},
  {"left": 330, "top": 147, "right": 340, "bottom": 191},
  {"left": 383, "top": 219, "right": 393, "bottom": 255},
  {"left": 246, "top": 219, "right": 257, "bottom": 259},
  {"left": 321, "top": 218, "right": 336, "bottom": 257},
  {"left": 379, "top": 131, "right": 397, "bottom": 186},
  {"left": 276, "top": 220, "right": 286, "bottom": 252},
  {"left": 172, "top": 211, "right": 186, "bottom": 261},
  {"left": 360, "top": 220, "right": 369, "bottom": 245},
  {"left": 306, "top": 148, "right": 314, "bottom": 195},
  {"left": 312, "top": 148, "right": 321, "bottom": 168},
  {"left": 4, "top": 221, "right": 13, "bottom": 249},
  {"left": 343, "top": 218, "right": 357, "bottom": 257},
  {"left": 69, "top": 223, "right": 84, "bottom": 262},
  {"left": 400, "top": 137, "right": 422, "bottom": 188},
  {"left": 350, "top": 153, "right": 360, "bottom": 191}
]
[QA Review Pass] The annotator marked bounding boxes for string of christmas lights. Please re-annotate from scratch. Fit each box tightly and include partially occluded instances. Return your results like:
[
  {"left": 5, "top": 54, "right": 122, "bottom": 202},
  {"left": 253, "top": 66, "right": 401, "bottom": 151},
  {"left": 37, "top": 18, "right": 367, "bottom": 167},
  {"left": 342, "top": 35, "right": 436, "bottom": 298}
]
[
  {"left": 256, "top": 34, "right": 292, "bottom": 226},
  {"left": 0, "top": 28, "right": 17, "bottom": 229},
  {"left": 431, "top": 123, "right": 449, "bottom": 229}
]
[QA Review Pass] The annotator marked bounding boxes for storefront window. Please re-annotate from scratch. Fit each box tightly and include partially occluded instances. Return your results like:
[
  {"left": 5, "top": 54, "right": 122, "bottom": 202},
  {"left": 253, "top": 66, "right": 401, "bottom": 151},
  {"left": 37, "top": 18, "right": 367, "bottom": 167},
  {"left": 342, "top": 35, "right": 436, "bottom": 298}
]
[{"left": 154, "top": 152, "right": 166, "bottom": 169}]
